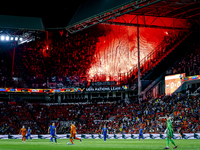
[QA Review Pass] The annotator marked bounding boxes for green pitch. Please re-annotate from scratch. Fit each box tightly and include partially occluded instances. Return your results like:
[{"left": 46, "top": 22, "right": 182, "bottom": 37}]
[{"left": 0, "top": 139, "right": 199, "bottom": 150}]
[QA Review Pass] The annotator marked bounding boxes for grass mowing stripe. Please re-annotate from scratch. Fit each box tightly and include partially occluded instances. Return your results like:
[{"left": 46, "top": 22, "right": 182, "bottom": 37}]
[{"left": 0, "top": 139, "right": 199, "bottom": 150}]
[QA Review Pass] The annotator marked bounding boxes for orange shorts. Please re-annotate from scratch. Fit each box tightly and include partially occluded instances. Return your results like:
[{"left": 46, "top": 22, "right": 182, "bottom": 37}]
[{"left": 71, "top": 132, "right": 76, "bottom": 138}]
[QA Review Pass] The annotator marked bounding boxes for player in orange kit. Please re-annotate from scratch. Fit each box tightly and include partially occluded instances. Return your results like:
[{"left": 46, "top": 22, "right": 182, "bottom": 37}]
[
  {"left": 69, "top": 122, "right": 82, "bottom": 145},
  {"left": 19, "top": 125, "right": 27, "bottom": 143}
]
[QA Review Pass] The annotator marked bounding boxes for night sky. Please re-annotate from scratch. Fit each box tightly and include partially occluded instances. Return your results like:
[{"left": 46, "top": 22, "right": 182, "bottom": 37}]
[{"left": 0, "top": 1, "right": 90, "bottom": 29}]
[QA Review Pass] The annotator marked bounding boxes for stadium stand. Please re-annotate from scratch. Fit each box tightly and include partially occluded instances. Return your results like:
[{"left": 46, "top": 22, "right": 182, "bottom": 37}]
[
  {"left": 1, "top": 38, "right": 200, "bottom": 134},
  {"left": 0, "top": 58, "right": 13, "bottom": 87},
  {"left": 13, "top": 31, "right": 98, "bottom": 88},
  {"left": 11, "top": 29, "right": 187, "bottom": 89},
  {"left": 0, "top": 94, "right": 199, "bottom": 135},
  {"left": 166, "top": 44, "right": 200, "bottom": 76},
  {"left": 49, "top": 32, "right": 96, "bottom": 86},
  {"left": 0, "top": 102, "right": 41, "bottom": 134},
  {"left": 16, "top": 41, "right": 47, "bottom": 88}
]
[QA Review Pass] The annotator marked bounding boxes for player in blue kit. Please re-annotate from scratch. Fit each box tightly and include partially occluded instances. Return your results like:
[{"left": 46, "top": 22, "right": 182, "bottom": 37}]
[
  {"left": 138, "top": 127, "right": 144, "bottom": 141},
  {"left": 101, "top": 124, "right": 108, "bottom": 142},
  {"left": 48, "top": 123, "right": 57, "bottom": 144},
  {"left": 26, "top": 127, "right": 32, "bottom": 141}
]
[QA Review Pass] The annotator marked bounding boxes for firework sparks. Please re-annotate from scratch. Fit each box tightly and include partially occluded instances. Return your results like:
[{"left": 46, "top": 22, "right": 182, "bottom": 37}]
[{"left": 87, "top": 25, "right": 167, "bottom": 81}]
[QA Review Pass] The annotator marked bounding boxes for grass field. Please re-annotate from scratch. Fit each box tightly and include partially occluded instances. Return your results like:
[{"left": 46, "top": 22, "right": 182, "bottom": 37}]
[{"left": 0, "top": 139, "right": 199, "bottom": 150}]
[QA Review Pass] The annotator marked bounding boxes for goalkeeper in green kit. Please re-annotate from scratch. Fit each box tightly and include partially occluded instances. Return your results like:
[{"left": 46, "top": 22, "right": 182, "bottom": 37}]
[{"left": 164, "top": 114, "right": 178, "bottom": 149}]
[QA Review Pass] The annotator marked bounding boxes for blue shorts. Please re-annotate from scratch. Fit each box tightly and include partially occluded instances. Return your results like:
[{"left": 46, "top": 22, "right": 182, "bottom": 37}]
[
  {"left": 139, "top": 134, "right": 143, "bottom": 136},
  {"left": 51, "top": 133, "right": 56, "bottom": 137},
  {"left": 103, "top": 134, "right": 107, "bottom": 137},
  {"left": 27, "top": 133, "right": 31, "bottom": 136}
]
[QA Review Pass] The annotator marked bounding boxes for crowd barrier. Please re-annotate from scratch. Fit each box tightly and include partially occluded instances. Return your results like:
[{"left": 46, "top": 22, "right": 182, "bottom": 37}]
[{"left": 0, "top": 133, "right": 199, "bottom": 139}]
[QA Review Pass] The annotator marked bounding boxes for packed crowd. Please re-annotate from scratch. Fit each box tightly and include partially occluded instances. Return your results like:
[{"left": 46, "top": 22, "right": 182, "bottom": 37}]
[
  {"left": 14, "top": 32, "right": 98, "bottom": 88},
  {"left": 166, "top": 43, "right": 200, "bottom": 76},
  {"left": 0, "top": 102, "right": 41, "bottom": 134},
  {"left": 49, "top": 32, "right": 97, "bottom": 85},
  {"left": 0, "top": 94, "right": 199, "bottom": 135},
  {"left": 0, "top": 58, "right": 14, "bottom": 87},
  {"left": 13, "top": 29, "right": 186, "bottom": 89},
  {"left": 16, "top": 40, "right": 47, "bottom": 88}
]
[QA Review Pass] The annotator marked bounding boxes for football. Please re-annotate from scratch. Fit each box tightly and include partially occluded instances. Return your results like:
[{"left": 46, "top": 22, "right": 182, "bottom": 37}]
[{"left": 67, "top": 142, "right": 70, "bottom": 145}]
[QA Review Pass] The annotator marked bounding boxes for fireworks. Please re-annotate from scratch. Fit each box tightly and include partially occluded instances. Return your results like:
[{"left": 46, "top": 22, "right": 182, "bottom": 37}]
[{"left": 87, "top": 24, "right": 167, "bottom": 81}]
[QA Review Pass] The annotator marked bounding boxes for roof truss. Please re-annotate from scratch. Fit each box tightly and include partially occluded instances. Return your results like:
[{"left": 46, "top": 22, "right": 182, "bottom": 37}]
[{"left": 66, "top": 0, "right": 199, "bottom": 34}]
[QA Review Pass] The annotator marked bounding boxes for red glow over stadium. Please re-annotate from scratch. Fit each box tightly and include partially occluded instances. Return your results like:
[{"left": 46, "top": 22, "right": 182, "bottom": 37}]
[{"left": 87, "top": 24, "right": 170, "bottom": 80}]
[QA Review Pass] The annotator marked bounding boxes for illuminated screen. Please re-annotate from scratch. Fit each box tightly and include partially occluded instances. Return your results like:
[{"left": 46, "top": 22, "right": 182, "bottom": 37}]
[{"left": 165, "top": 73, "right": 185, "bottom": 95}]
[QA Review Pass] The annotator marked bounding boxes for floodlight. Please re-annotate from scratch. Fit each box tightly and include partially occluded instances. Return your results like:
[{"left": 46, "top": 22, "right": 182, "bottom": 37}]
[
  {"left": 1, "top": 35, "right": 5, "bottom": 41},
  {"left": 6, "top": 36, "right": 9, "bottom": 41}
]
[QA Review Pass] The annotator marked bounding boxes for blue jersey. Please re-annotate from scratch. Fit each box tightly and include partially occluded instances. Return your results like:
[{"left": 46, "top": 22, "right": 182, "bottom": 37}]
[
  {"left": 27, "top": 129, "right": 31, "bottom": 134},
  {"left": 102, "top": 128, "right": 107, "bottom": 135},
  {"left": 139, "top": 129, "right": 143, "bottom": 135},
  {"left": 49, "top": 125, "right": 56, "bottom": 134}
]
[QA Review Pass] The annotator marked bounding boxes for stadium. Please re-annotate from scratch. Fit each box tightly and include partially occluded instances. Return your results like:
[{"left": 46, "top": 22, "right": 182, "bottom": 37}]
[{"left": 0, "top": 0, "right": 200, "bottom": 150}]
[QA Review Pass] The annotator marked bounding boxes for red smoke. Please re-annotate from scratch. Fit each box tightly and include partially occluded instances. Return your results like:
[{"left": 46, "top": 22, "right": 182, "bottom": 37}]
[{"left": 87, "top": 24, "right": 168, "bottom": 81}]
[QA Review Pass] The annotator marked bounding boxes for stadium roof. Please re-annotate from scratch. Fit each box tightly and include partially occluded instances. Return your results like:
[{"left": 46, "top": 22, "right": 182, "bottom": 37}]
[
  {"left": 0, "top": 15, "right": 45, "bottom": 53},
  {"left": 0, "top": 1, "right": 90, "bottom": 29},
  {"left": 66, "top": 0, "right": 200, "bottom": 33},
  {"left": 0, "top": 0, "right": 199, "bottom": 31},
  {"left": 0, "top": 15, "right": 44, "bottom": 31},
  {"left": 67, "top": 0, "right": 138, "bottom": 28}
]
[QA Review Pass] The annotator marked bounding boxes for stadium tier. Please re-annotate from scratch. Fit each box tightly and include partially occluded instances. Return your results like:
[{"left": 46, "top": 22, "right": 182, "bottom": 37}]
[
  {"left": 0, "top": 94, "right": 199, "bottom": 135},
  {"left": 0, "top": 29, "right": 194, "bottom": 89}
]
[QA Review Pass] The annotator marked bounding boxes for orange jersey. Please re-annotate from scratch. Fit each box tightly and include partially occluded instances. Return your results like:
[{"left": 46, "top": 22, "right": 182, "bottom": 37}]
[
  {"left": 19, "top": 128, "right": 27, "bottom": 136},
  {"left": 70, "top": 124, "right": 76, "bottom": 134}
]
